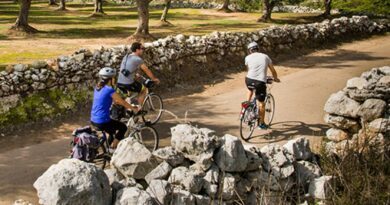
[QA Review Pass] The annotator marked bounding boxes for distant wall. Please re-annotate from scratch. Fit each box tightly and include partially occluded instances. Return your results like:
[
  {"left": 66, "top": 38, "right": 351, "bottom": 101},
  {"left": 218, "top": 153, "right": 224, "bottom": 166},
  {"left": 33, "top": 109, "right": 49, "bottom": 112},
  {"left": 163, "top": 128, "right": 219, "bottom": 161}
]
[{"left": 0, "top": 16, "right": 388, "bottom": 131}]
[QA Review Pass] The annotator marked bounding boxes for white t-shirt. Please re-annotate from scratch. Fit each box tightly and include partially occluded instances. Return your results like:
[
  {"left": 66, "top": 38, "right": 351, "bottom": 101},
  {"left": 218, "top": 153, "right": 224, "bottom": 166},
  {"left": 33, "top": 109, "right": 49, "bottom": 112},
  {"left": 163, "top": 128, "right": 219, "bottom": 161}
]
[{"left": 245, "top": 52, "right": 272, "bottom": 82}]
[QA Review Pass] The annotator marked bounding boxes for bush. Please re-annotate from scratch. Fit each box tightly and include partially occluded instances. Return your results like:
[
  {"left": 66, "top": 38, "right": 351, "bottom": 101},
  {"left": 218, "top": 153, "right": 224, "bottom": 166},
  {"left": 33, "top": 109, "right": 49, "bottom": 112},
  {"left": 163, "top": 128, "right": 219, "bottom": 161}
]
[
  {"left": 333, "top": 0, "right": 390, "bottom": 15},
  {"left": 320, "top": 135, "right": 390, "bottom": 204},
  {"left": 235, "top": 0, "right": 261, "bottom": 12}
]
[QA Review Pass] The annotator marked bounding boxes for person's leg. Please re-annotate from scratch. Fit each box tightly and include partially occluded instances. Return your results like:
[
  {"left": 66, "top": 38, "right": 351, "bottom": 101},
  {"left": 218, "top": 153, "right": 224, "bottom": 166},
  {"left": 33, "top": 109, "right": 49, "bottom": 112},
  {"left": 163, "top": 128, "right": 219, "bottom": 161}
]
[
  {"left": 247, "top": 90, "right": 254, "bottom": 102},
  {"left": 258, "top": 101, "right": 266, "bottom": 124},
  {"left": 137, "top": 87, "right": 147, "bottom": 106},
  {"left": 108, "top": 120, "right": 127, "bottom": 148}
]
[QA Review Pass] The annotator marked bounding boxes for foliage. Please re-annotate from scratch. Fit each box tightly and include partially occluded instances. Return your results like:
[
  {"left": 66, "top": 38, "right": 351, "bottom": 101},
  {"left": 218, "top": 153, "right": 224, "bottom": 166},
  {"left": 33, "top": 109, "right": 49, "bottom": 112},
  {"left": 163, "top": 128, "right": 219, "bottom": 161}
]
[
  {"left": 333, "top": 0, "right": 390, "bottom": 15},
  {"left": 320, "top": 137, "right": 390, "bottom": 204},
  {"left": 0, "top": 88, "right": 91, "bottom": 128},
  {"left": 235, "top": 0, "right": 261, "bottom": 12}
]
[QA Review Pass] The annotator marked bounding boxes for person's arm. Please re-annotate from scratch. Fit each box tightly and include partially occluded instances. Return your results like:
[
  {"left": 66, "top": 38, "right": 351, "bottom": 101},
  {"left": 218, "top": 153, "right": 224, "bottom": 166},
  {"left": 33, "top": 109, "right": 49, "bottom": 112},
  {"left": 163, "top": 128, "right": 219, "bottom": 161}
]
[
  {"left": 112, "top": 92, "right": 139, "bottom": 112},
  {"left": 268, "top": 63, "right": 280, "bottom": 82},
  {"left": 140, "top": 64, "right": 160, "bottom": 84}
]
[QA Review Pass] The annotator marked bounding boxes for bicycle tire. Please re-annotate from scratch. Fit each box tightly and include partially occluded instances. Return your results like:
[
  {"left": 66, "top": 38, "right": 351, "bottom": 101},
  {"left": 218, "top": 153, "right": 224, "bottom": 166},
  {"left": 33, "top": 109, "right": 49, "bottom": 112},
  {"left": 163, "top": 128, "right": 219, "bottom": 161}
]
[
  {"left": 141, "top": 93, "right": 163, "bottom": 125},
  {"left": 264, "top": 94, "right": 275, "bottom": 125},
  {"left": 91, "top": 144, "right": 109, "bottom": 169},
  {"left": 129, "top": 126, "right": 159, "bottom": 152},
  {"left": 240, "top": 106, "right": 257, "bottom": 141}
]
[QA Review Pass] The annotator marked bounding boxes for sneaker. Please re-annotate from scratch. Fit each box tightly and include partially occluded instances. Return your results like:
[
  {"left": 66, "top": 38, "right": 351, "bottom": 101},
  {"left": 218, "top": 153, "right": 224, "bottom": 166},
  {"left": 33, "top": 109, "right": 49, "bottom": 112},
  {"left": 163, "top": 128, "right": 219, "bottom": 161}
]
[{"left": 258, "top": 123, "right": 269, "bottom": 130}]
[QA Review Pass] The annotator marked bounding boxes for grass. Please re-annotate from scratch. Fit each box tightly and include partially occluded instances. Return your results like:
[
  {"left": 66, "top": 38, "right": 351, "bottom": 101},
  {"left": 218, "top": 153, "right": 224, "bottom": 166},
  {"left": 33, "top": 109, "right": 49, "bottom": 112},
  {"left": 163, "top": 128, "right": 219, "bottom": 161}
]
[{"left": 0, "top": 0, "right": 328, "bottom": 67}]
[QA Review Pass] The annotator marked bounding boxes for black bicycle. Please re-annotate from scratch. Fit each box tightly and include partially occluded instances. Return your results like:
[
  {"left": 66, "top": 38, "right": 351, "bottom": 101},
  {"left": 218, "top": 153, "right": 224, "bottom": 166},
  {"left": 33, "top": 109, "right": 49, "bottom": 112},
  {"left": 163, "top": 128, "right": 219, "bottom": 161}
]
[{"left": 239, "top": 77, "right": 276, "bottom": 141}]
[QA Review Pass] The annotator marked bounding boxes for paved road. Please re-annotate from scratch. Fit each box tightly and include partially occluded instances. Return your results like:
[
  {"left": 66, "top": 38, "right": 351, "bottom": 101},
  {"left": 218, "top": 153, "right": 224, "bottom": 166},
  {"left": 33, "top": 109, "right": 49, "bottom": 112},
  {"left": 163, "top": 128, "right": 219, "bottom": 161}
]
[{"left": 0, "top": 35, "right": 389, "bottom": 204}]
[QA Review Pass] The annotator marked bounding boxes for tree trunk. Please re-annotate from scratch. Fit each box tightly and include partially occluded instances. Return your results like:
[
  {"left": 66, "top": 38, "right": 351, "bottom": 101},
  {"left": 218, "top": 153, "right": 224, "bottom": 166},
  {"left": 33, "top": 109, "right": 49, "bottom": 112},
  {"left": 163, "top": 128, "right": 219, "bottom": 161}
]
[
  {"left": 132, "top": 0, "right": 152, "bottom": 39},
  {"left": 323, "top": 0, "right": 332, "bottom": 16},
  {"left": 258, "top": 0, "right": 274, "bottom": 22},
  {"left": 10, "top": 0, "right": 37, "bottom": 33},
  {"left": 93, "top": 0, "right": 104, "bottom": 14},
  {"left": 219, "top": 0, "right": 232, "bottom": 12},
  {"left": 48, "top": 0, "right": 58, "bottom": 6},
  {"left": 160, "top": 0, "right": 171, "bottom": 22},
  {"left": 57, "top": 0, "right": 67, "bottom": 11}
]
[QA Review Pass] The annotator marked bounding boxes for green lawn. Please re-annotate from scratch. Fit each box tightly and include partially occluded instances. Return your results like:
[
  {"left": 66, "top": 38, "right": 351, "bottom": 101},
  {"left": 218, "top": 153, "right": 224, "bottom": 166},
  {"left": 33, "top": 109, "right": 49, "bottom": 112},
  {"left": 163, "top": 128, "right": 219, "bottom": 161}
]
[{"left": 0, "top": 0, "right": 327, "bottom": 67}]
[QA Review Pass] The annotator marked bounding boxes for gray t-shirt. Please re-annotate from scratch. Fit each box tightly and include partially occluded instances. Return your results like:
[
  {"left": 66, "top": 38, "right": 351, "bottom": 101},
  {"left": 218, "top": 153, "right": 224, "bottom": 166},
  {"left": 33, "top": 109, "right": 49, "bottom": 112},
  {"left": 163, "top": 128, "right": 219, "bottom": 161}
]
[
  {"left": 117, "top": 54, "right": 144, "bottom": 85},
  {"left": 245, "top": 52, "right": 272, "bottom": 83}
]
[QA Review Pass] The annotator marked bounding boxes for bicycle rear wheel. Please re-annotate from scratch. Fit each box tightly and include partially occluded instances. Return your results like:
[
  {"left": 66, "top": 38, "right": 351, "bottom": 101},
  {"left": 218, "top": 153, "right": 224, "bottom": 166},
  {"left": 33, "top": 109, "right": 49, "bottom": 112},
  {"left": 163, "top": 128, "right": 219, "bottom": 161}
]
[
  {"left": 142, "top": 93, "right": 163, "bottom": 125},
  {"left": 91, "top": 144, "right": 110, "bottom": 169},
  {"left": 264, "top": 94, "right": 275, "bottom": 125},
  {"left": 130, "top": 126, "right": 159, "bottom": 152},
  {"left": 240, "top": 106, "right": 257, "bottom": 141}
]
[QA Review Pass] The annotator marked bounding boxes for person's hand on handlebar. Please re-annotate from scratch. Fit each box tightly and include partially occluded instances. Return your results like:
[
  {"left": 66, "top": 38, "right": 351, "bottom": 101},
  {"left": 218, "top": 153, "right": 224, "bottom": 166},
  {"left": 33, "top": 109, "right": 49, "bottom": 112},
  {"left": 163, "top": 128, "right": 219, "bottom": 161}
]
[{"left": 129, "top": 104, "right": 141, "bottom": 113}]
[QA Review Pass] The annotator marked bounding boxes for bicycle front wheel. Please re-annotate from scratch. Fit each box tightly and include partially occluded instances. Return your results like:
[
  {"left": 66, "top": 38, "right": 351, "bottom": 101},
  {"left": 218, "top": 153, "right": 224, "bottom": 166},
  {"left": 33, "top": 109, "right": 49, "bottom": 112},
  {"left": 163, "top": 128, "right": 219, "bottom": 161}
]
[
  {"left": 130, "top": 126, "right": 159, "bottom": 152},
  {"left": 264, "top": 94, "right": 275, "bottom": 125},
  {"left": 240, "top": 106, "right": 257, "bottom": 141},
  {"left": 91, "top": 144, "right": 110, "bottom": 169},
  {"left": 142, "top": 93, "right": 163, "bottom": 125}
]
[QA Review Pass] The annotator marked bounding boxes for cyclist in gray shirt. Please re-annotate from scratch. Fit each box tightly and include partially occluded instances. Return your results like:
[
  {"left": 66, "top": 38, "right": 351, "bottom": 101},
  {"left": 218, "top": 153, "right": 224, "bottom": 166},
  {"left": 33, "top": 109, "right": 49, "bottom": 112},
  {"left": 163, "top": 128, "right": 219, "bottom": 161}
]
[
  {"left": 245, "top": 42, "right": 280, "bottom": 130},
  {"left": 117, "top": 42, "right": 160, "bottom": 105}
]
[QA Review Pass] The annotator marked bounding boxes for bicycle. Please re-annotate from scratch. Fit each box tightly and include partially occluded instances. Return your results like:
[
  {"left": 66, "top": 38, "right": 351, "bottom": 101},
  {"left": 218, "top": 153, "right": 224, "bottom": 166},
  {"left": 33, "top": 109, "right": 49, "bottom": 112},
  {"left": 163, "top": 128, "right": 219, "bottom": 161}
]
[{"left": 239, "top": 77, "right": 276, "bottom": 141}]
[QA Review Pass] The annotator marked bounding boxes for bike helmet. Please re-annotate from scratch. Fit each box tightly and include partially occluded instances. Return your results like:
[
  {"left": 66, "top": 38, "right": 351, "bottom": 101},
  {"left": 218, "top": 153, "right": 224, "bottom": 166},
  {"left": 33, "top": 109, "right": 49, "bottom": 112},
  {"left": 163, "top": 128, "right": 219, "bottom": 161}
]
[
  {"left": 98, "top": 67, "right": 116, "bottom": 79},
  {"left": 247, "top": 42, "right": 259, "bottom": 50}
]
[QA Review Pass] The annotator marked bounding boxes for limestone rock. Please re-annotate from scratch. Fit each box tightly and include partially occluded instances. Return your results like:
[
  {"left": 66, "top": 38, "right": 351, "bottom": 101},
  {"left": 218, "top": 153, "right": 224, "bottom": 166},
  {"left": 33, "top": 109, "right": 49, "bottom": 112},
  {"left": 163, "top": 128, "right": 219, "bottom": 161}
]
[
  {"left": 115, "top": 187, "right": 156, "bottom": 205},
  {"left": 146, "top": 180, "right": 172, "bottom": 205},
  {"left": 326, "top": 128, "right": 349, "bottom": 142},
  {"left": 33, "top": 159, "right": 111, "bottom": 205},
  {"left": 324, "top": 114, "right": 359, "bottom": 131},
  {"left": 168, "top": 166, "right": 204, "bottom": 194},
  {"left": 214, "top": 134, "right": 248, "bottom": 172},
  {"left": 358, "top": 99, "right": 386, "bottom": 122},
  {"left": 170, "top": 188, "right": 196, "bottom": 205},
  {"left": 295, "top": 161, "right": 321, "bottom": 186},
  {"left": 145, "top": 161, "right": 172, "bottom": 184},
  {"left": 368, "top": 118, "right": 389, "bottom": 133},
  {"left": 111, "top": 138, "right": 159, "bottom": 179},
  {"left": 283, "top": 137, "right": 312, "bottom": 160},
  {"left": 152, "top": 146, "right": 185, "bottom": 167},
  {"left": 346, "top": 77, "right": 368, "bottom": 89},
  {"left": 309, "top": 176, "right": 333, "bottom": 200},
  {"left": 324, "top": 91, "right": 361, "bottom": 118}
]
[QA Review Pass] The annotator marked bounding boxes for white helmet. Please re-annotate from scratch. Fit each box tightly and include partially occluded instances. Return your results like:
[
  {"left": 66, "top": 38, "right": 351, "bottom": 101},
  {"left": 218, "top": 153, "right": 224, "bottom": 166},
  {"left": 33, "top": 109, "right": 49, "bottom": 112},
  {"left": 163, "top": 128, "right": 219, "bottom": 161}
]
[
  {"left": 247, "top": 42, "right": 259, "bottom": 50},
  {"left": 98, "top": 67, "right": 116, "bottom": 79}
]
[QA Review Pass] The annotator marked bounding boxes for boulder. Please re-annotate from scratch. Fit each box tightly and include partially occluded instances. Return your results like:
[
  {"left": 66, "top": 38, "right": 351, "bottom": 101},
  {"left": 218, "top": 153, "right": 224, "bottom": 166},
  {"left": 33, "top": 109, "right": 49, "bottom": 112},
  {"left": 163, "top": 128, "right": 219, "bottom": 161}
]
[
  {"left": 346, "top": 77, "right": 368, "bottom": 89},
  {"left": 324, "top": 91, "right": 361, "bottom": 118},
  {"left": 145, "top": 161, "right": 172, "bottom": 184},
  {"left": 377, "top": 75, "right": 390, "bottom": 87},
  {"left": 357, "top": 99, "right": 386, "bottom": 122},
  {"left": 309, "top": 176, "right": 333, "bottom": 200},
  {"left": 168, "top": 166, "right": 204, "bottom": 194},
  {"left": 221, "top": 173, "right": 237, "bottom": 200},
  {"left": 31, "top": 61, "right": 48, "bottom": 69},
  {"left": 295, "top": 161, "right": 321, "bottom": 186},
  {"left": 152, "top": 146, "right": 185, "bottom": 167},
  {"left": 104, "top": 168, "right": 125, "bottom": 186},
  {"left": 243, "top": 145, "right": 263, "bottom": 171},
  {"left": 115, "top": 187, "right": 156, "bottom": 205},
  {"left": 214, "top": 134, "right": 248, "bottom": 172},
  {"left": 33, "top": 159, "right": 111, "bottom": 205},
  {"left": 326, "top": 128, "right": 349, "bottom": 142},
  {"left": 193, "top": 194, "right": 211, "bottom": 205},
  {"left": 171, "top": 124, "right": 221, "bottom": 170},
  {"left": 111, "top": 138, "right": 159, "bottom": 179},
  {"left": 368, "top": 118, "right": 389, "bottom": 133},
  {"left": 282, "top": 137, "right": 312, "bottom": 160},
  {"left": 260, "top": 144, "right": 289, "bottom": 171},
  {"left": 170, "top": 188, "right": 196, "bottom": 205},
  {"left": 146, "top": 180, "right": 172, "bottom": 205},
  {"left": 324, "top": 114, "right": 359, "bottom": 131},
  {"left": 202, "top": 163, "right": 220, "bottom": 198}
]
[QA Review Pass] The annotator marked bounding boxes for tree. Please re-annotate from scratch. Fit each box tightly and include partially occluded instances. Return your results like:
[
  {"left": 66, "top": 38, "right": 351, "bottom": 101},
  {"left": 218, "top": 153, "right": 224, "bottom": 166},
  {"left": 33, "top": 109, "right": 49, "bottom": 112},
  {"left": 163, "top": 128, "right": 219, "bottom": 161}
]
[
  {"left": 258, "top": 0, "right": 277, "bottom": 22},
  {"left": 56, "top": 0, "right": 67, "bottom": 11},
  {"left": 219, "top": 0, "right": 232, "bottom": 12},
  {"left": 48, "top": 0, "right": 58, "bottom": 6},
  {"left": 10, "top": 0, "right": 38, "bottom": 33},
  {"left": 323, "top": 0, "right": 332, "bottom": 16},
  {"left": 91, "top": 0, "right": 105, "bottom": 15},
  {"left": 160, "top": 0, "right": 171, "bottom": 23},
  {"left": 131, "top": 0, "right": 154, "bottom": 40}
]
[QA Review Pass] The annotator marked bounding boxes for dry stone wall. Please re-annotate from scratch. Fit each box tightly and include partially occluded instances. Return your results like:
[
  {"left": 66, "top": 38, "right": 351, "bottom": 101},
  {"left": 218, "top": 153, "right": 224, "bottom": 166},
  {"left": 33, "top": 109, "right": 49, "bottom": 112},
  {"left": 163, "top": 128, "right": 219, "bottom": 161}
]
[
  {"left": 0, "top": 16, "right": 388, "bottom": 130},
  {"left": 323, "top": 66, "right": 390, "bottom": 156}
]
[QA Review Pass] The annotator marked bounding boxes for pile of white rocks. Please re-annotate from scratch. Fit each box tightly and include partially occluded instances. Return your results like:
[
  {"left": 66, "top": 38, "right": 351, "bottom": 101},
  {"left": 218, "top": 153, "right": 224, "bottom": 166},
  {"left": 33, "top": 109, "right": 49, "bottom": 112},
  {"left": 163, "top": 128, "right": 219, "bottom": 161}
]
[
  {"left": 33, "top": 124, "right": 333, "bottom": 205},
  {"left": 0, "top": 16, "right": 388, "bottom": 100},
  {"left": 324, "top": 66, "right": 390, "bottom": 156},
  {"left": 273, "top": 5, "right": 323, "bottom": 14}
]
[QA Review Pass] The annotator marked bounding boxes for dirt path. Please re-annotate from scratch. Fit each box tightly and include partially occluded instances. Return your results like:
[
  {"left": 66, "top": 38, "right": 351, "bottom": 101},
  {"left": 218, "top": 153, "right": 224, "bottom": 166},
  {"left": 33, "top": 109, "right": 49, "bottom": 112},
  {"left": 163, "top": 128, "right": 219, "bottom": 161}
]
[{"left": 0, "top": 35, "right": 389, "bottom": 204}]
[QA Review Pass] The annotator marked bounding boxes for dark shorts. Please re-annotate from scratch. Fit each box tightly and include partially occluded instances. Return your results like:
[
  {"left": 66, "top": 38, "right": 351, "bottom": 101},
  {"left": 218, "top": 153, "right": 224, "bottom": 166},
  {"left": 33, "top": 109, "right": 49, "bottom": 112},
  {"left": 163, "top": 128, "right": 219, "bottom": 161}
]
[
  {"left": 245, "top": 77, "right": 267, "bottom": 102},
  {"left": 117, "top": 81, "right": 143, "bottom": 93},
  {"left": 91, "top": 119, "right": 127, "bottom": 141}
]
